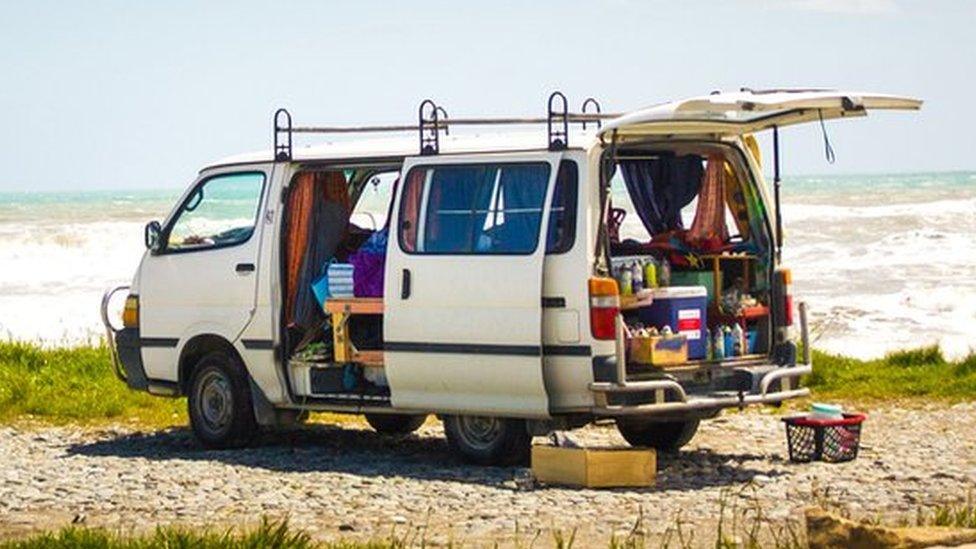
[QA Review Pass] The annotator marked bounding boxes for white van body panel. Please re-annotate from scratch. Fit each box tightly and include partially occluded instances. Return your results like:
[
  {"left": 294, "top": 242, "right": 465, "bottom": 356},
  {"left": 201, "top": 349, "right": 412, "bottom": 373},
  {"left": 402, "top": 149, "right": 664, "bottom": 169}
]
[
  {"left": 137, "top": 164, "right": 272, "bottom": 384},
  {"left": 600, "top": 90, "right": 921, "bottom": 137},
  {"left": 383, "top": 151, "right": 561, "bottom": 418}
]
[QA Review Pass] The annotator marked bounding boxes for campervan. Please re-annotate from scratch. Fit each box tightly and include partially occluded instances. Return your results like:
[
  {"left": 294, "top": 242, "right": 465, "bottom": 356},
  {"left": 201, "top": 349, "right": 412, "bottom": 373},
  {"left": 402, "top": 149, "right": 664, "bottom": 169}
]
[{"left": 101, "top": 90, "right": 920, "bottom": 465}]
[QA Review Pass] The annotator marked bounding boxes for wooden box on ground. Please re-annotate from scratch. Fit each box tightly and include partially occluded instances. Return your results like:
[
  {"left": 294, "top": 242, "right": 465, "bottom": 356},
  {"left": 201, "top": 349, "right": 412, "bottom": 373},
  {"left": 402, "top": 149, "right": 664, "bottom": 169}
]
[{"left": 531, "top": 445, "right": 656, "bottom": 488}]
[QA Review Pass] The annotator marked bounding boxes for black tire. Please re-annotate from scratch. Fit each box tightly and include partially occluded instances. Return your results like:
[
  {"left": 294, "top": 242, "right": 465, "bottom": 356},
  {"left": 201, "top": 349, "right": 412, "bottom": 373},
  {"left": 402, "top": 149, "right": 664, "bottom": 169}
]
[
  {"left": 187, "top": 350, "right": 257, "bottom": 448},
  {"left": 443, "top": 415, "right": 531, "bottom": 466},
  {"left": 616, "top": 418, "right": 700, "bottom": 452},
  {"left": 365, "top": 413, "right": 427, "bottom": 435}
]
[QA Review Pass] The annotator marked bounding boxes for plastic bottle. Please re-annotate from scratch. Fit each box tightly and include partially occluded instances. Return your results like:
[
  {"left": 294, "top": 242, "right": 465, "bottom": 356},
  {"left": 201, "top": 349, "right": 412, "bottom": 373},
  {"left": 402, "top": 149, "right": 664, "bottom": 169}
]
[
  {"left": 713, "top": 327, "right": 726, "bottom": 360},
  {"left": 644, "top": 259, "right": 658, "bottom": 289},
  {"left": 705, "top": 327, "right": 713, "bottom": 360},
  {"left": 732, "top": 324, "right": 745, "bottom": 357},
  {"left": 620, "top": 268, "right": 633, "bottom": 296},
  {"left": 658, "top": 258, "right": 671, "bottom": 287},
  {"left": 631, "top": 261, "right": 644, "bottom": 294}
]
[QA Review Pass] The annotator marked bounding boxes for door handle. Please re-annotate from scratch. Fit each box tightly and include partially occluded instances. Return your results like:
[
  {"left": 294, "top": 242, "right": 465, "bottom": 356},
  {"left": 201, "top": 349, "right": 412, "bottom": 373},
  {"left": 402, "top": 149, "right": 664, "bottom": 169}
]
[
  {"left": 235, "top": 263, "right": 255, "bottom": 274},
  {"left": 401, "top": 268, "right": 411, "bottom": 299}
]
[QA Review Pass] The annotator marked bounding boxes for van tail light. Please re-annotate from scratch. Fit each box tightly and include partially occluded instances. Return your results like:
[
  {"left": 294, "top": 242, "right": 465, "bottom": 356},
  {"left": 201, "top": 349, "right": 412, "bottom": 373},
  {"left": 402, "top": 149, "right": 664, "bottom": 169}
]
[
  {"left": 589, "top": 277, "right": 620, "bottom": 340},
  {"left": 775, "top": 269, "right": 794, "bottom": 327},
  {"left": 122, "top": 295, "right": 139, "bottom": 329}
]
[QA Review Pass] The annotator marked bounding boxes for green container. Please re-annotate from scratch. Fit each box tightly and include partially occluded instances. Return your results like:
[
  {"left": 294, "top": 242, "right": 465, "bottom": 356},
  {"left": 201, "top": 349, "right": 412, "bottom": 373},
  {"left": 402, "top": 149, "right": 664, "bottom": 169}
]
[{"left": 670, "top": 271, "right": 716, "bottom": 302}]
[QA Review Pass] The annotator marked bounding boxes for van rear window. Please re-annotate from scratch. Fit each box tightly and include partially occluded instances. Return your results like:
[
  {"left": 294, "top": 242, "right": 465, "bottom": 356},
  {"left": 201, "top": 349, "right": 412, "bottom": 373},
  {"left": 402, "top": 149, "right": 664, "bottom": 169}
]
[{"left": 399, "top": 163, "right": 552, "bottom": 255}]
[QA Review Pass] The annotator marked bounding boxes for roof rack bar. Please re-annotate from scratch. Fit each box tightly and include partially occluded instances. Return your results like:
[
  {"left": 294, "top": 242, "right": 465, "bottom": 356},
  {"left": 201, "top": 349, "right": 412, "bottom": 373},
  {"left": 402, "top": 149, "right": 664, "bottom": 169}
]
[
  {"left": 581, "top": 98, "right": 603, "bottom": 130},
  {"left": 289, "top": 113, "right": 619, "bottom": 134},
  {"left": 547, "top": 91, "right": 569, "bottom": 151},
  {"left": 273, "top": 108, "right": 293, "bottom": 161}
]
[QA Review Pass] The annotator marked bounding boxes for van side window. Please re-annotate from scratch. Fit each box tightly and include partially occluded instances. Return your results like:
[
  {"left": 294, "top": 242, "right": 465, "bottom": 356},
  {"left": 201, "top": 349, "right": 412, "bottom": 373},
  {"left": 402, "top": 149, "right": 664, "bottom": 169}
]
[
  {"left": 166, "top": 172, "right": 265, "bottom": 252},
  {"left": 399, "top": 163, "right": 551, "bottom": 255},
  {"left": 545, "top": 160, "right": 578, "bottom": 254}
]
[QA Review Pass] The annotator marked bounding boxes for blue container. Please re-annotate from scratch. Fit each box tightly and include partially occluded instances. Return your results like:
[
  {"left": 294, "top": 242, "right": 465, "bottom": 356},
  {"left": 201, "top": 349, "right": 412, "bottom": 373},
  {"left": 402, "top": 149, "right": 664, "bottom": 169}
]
[{"left": 638, "top": 286, "right": 708, "bottom": 359}]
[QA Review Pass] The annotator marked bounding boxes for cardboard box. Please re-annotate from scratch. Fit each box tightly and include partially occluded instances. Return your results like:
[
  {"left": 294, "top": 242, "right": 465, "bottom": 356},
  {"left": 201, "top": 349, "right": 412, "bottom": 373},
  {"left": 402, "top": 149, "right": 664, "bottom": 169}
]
[
  {"left": 628, "top": 334, "right": 688, "bottom": 366},
  {"left": 531, "top": 445, "right": 656, "bottom": 488}
]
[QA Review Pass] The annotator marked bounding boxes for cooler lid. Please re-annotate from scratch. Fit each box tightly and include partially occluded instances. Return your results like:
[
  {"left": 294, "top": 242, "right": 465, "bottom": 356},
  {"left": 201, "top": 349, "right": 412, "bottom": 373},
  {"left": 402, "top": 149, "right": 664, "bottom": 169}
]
[{"left": 651, "top": 286, "right": 708, "bottom": 299}]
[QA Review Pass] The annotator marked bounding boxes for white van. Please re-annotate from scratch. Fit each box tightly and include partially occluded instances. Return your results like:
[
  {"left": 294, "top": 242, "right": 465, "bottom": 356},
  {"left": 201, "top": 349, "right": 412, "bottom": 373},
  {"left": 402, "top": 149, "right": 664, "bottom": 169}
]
[{"left": 102, "top": 90, "right": 920, "bottom": 465}]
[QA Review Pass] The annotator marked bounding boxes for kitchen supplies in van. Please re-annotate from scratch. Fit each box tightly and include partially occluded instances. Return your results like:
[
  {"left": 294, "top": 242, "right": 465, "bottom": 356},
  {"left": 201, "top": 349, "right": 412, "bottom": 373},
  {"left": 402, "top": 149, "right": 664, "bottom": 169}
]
[
  {"left": 643, "top": 260, "right": 658, "bottom": 289},
  {"left": 639, "top": 286, "right": 707, "bottom": 359}
]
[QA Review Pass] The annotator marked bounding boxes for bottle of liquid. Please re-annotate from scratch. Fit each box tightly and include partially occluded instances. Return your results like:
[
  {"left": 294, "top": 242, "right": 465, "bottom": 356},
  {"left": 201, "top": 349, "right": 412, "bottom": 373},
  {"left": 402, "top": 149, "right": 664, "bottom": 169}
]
[
  {"left": 732, "top": 324, "right": 745, "bottom": 357},
  {"left": 713, "top": 327, "right": 726, "bottom": 360},
  {"left": 620, "top": 268, "right": 633, "bottom": 297},
  {"left": 631, "top": 261, "right": 644, "bottom": 293},
  {"left": 705, "top": 327, "right": 714, "bottom": 360},
  {"left": 658, "top": 258, "right": 671, "bottom": 287},
  {"left": 644, "top": 259, "right": 658, "bottom": 289}
]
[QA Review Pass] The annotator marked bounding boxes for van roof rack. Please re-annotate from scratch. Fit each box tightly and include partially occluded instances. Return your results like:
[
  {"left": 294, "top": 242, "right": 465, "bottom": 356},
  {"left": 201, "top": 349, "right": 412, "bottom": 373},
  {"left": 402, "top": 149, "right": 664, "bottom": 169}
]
[{"left": 273, "top": 92, "right": 620, "bottom": 161}]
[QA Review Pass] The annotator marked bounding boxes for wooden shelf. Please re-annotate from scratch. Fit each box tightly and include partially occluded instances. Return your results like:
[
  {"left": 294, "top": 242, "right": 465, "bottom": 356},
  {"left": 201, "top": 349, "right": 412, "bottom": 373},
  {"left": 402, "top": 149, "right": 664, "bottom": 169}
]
[{"left": 324, "top": 297, "right": 385, "bottom": 366}]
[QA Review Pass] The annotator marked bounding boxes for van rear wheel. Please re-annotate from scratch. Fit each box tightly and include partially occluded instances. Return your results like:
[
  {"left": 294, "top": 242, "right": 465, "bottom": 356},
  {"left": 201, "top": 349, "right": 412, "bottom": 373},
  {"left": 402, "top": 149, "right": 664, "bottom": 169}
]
[
  {"left": 187, "top": 350, "right": 257, "bottom": 448},
  {"left": 365, "top": 413, "right": 427, "bottom": 435},
  {"left": 616, "top": 418, "right": 700, "bottom": 452},
  {"left": 443, "top": 415, "right": 531, "bottom": 466}
]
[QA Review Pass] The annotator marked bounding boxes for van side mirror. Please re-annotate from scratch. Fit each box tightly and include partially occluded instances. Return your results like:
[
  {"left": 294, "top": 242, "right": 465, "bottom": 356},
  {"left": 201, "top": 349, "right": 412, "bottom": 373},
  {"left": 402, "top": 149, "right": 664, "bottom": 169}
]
[{"left": 145, "top": 221, "right": 163, "bottom": 252}]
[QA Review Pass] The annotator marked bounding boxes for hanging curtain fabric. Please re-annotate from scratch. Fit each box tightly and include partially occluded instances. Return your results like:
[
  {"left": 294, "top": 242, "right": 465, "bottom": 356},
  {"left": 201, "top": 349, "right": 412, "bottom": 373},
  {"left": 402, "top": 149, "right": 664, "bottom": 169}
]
[
  {"left": 285, "top": 173, "right": 316, "bottom": 326},
  {"left": 687, "top": 154, "right": 730, "bottom": 249},
  {"left": 723, "top": 163, "right": 752, "bottom": 240},
  {"left": 619, "top": 155, "right": 703, "bottom": 235},
  {"left": 293, "top": 171, "right": 350, "bottom": 328},
  {"left": 497, "top": 163, "right": 549, "bottom": 251}
]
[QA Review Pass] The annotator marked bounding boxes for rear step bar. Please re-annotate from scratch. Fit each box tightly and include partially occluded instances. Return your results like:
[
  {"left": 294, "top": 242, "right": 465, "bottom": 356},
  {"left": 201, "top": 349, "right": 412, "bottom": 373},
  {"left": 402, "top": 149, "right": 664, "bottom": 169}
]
[{"left": 590, "top": 302, "right": 812, "bottom": 416}]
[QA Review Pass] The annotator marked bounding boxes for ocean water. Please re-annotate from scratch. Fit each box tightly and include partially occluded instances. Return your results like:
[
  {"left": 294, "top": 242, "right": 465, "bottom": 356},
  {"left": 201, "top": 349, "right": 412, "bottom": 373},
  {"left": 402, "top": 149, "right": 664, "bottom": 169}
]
[{"left": 1, "top": 172, "right": 974, "bottom": 359}]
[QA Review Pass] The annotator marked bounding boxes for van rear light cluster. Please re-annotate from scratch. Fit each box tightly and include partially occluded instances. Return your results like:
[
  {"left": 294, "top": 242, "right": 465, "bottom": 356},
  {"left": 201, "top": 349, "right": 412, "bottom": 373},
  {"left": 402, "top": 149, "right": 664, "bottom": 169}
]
[
  {"left": 122, "top": 295, "right": 139, "bottom": 329},
  {"left": 775, "top": 269, "right": 794, "bottom": 327},
  {"left": 588, "top": 277, "right": 620, "bottom": 340}
]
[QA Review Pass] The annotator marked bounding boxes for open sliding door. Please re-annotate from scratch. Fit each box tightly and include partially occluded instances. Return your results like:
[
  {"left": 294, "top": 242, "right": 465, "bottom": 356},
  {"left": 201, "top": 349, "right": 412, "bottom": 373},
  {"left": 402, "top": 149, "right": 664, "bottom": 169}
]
[{"left": 384, "top": 152, "right": 562, "bottom": 418}]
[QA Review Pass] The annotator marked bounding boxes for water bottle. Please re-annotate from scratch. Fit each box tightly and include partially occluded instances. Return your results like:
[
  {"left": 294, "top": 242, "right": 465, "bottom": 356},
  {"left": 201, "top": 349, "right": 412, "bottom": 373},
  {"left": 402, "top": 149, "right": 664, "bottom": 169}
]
[
  {"left": 631, "top": 261, "right": 644, "bottom": 293},
  {"left": 732, "top": 324, "right": 745, "bottom": 356},
  {"left": 705, "top": 327, "right": 713, "bottom": 360},
  {"left": 713, "top": 327, "right": 725, "bottom": 360},
  {"left": 658, "top": 258, "right": 671, "bottom": 287}
]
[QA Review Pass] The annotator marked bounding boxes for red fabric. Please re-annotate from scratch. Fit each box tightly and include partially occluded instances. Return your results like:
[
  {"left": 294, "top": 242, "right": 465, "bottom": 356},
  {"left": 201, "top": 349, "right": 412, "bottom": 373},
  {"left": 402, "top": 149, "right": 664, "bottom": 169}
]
[
  {"left": 687, "top": 155, "right": 730, "bottom": 249},
  {"left": 285, "top": 173, "right": 315, "bottom": 324},
  {"left": 400, "top": 169, "right": 425, "bottom": 251}
]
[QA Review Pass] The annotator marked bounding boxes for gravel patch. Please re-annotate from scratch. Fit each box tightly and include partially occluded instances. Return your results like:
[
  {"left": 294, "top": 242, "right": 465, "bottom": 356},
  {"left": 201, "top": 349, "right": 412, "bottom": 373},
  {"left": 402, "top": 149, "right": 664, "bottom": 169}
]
[{"left": 1, "top": 403, "right": 975, "bottom": 545}]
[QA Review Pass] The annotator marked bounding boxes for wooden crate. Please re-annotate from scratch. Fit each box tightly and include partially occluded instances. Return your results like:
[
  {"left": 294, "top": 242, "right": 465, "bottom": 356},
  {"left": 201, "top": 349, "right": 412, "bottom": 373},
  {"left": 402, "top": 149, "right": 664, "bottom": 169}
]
[{"left": 531, "top": 445, "right": 656, "bottom": 488}]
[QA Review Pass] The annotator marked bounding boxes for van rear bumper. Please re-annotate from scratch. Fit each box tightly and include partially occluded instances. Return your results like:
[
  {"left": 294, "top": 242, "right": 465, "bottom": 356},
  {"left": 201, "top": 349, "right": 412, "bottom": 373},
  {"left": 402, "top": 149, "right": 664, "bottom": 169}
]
[{"left": 588, "top": 362, "right": 810, "bottom": 417}]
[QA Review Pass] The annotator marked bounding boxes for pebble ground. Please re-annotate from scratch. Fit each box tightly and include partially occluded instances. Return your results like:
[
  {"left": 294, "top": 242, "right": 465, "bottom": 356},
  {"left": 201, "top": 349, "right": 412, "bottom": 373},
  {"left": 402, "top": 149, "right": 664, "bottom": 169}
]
[{"left": 1, "top": 403, "right": 974, "bottom": 546}]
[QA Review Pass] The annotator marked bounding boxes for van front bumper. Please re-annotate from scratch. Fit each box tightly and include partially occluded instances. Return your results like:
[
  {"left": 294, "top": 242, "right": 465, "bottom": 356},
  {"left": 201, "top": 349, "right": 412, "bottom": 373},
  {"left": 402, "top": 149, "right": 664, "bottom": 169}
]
[{"left": 588, "top": 361, "right": 810, "bottom": 417}]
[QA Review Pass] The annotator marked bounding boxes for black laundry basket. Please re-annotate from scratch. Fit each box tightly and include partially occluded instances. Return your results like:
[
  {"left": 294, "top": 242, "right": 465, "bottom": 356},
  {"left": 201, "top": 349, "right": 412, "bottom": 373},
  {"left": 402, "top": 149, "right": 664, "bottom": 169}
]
[{"left": 782, "top": 413, "right": 866, "bottom": 463}]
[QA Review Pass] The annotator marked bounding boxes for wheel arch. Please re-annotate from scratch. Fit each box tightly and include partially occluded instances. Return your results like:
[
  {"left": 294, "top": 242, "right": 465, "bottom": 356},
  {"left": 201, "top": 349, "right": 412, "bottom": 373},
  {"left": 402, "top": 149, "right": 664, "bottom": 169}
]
[{"left": 178, "top": 334, "right": 243, "bottom": 396}]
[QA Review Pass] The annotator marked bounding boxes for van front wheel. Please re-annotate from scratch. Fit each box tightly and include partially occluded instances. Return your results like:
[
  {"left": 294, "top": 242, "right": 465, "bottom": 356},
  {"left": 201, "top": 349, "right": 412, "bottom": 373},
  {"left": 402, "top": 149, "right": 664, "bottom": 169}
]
[
  {"left": 616, "top": 418, "right": 700, "bottom": 452},
  {"left": 187, "top": 351, "right": 257, "bottom": 448},
  {"left": 443, "top": 415, "right": 531, "bottom": 466}
]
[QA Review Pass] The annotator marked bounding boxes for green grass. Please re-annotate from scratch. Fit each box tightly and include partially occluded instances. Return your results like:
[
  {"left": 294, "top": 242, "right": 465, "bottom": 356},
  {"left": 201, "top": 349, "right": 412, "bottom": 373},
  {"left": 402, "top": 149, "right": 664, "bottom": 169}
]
[
  {"left": 802, "top": 345, "right": 976, "bottom": 401},
  {"left": 1, "top": 339, "right": 974, "bottom": 427},
  {"left": 0, "top": 340, "right": 185, "bottom": 426}
]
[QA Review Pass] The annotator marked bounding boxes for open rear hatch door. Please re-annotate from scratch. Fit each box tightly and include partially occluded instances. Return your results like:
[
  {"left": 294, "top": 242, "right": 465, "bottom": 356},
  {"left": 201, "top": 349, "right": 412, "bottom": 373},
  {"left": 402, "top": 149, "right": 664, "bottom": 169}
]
[{"left": 599, "top": 89, "right": 922, "bottom": 139}]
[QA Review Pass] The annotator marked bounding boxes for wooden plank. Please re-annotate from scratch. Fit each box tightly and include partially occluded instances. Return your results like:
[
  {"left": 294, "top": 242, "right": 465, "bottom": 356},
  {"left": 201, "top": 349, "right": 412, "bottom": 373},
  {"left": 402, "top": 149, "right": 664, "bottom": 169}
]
[{"left": 324, "top": 297, "right": 384, "bottom": 315}]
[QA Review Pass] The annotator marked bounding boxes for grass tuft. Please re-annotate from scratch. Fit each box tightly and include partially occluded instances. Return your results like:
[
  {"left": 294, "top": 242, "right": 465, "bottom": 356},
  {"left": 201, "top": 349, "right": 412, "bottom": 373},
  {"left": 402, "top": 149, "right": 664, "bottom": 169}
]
[
  {"left": 803, "top": 347, "right": 976, "bottom": 401},
  {"left": 0, "top": 340, "right": 185, "bottom": 427}
]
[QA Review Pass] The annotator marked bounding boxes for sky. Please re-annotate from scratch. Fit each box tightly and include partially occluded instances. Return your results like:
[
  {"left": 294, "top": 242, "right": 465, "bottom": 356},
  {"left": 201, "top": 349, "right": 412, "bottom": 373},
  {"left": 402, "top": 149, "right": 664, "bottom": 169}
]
[{"left": 0, "top": 0, "right": 973, "bottom": 191}]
